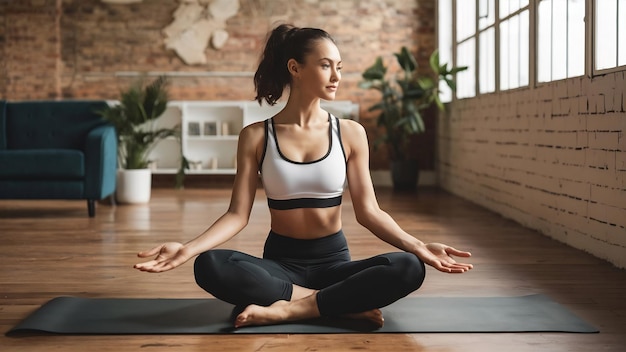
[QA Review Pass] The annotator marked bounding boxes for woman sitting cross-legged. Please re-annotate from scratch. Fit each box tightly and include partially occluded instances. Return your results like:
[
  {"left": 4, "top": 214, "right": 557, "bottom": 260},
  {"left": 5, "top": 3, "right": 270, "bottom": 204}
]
[{"left": 133, "top": 24, "right": 473, "bottom": 328}]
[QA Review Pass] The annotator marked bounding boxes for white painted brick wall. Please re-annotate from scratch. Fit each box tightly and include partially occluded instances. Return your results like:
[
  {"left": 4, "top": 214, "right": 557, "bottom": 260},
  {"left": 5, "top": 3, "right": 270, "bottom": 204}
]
[{"left": 438, "top": 71, "right": 626, "bottom": 269}]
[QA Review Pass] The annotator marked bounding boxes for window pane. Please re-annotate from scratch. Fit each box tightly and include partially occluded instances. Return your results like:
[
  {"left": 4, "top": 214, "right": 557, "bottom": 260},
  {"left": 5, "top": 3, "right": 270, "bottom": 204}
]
[
  {"left": 596, "top": 0, "right": 617, "bottom": 70},
  {"left": 500, "top": 0, "right": 511, "bottom": 18},
  {"left": 500, "top": 0, "right": 529, "bottom": 18},
  {"left": 619, "top": 0, "right": 626, "bottom": 66},
  {"left": 509, "top": 15, "right": 520, "bottom": 88},
  {"left": 457, "top": 38, "right": 476, "bottom": 99},
  {"left": 457, "top": 0, "right": 476, "bottom": 41},
  {"left": 500, "top": 19, "right": 510, "bottom": 90},
  {"left": 479, "top": 0, "right": 495, "bottom": 29},
  {"left": 537, "top": 0, "right": 552, "bottom": 82},
  {"left": 438, "top": 0, "right": 453, "bottom": 103},
  {"left": 479, "top": 27, "right": 495, "bottom": 93},
  {"left": 500, "top": 11, "right": 529, "bottom": 90},
  {"left": 520, "top": 10, "right": 529, "bottom": 86},
  {"left": 521, "top": 0, "right": 530, "bottom": 10},
  {"left": 552, "top": 0, "right": 567, "bottom": 80},
  {"left": 568, "top": 0, "right": 585, "bottom": 77}
]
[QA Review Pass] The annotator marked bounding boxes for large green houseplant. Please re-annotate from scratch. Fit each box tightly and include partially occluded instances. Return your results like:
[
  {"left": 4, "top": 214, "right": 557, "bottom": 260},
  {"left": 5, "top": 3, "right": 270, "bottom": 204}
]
[
  {"left": 360, "top": 47, "right": 467, "bottom": 190},
  {"left": 97, "top": 76, "right": 185, "bottom": 203}
]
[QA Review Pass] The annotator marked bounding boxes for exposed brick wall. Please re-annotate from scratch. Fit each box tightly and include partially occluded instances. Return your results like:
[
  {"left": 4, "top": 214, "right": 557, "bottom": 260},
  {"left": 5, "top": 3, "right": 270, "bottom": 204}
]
[
  {"left": 0, "top": 0, "right": 437, "bottom": 171},
  {"left": 3, "top": 0, "right": 59, "bottom": 99},
  {"left": 0, "top": 0, "right": 6, "bottom": 100},
  {"left": 438, "top": 73, "right": 626, "bottom": 268}
]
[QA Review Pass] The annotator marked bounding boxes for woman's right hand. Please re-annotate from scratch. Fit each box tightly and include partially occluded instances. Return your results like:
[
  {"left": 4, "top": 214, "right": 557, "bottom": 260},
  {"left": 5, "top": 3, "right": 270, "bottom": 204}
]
[{"left": 133, "top": 242, "right": 191, "bottom": 273}]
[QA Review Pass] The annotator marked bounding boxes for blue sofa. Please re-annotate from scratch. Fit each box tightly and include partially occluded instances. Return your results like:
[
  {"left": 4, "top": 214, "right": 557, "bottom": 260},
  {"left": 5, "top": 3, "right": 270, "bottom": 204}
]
[{"left": 0, "top": 100, "right": 117, "bottom": 216}]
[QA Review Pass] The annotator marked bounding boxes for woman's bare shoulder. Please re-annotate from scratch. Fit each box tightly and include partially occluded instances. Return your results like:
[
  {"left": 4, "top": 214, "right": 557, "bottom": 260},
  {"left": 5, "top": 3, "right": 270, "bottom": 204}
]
[
  {"left": 338, "top": 118, "right": 367, "bottom": 142},
  {"left": 239, "top": 120, "right": 266, "bottom": 140}
]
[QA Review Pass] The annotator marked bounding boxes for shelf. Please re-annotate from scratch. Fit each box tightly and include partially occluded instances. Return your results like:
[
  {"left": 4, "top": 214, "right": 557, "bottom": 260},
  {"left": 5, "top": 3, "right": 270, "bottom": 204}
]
[
  {"left": 186, "top": 168, "right": 237, "bottom": 175},
  {"left": 152, "top": 168, "right": 237, "bottom": 175},
  {"left": 151, "top": 168, "right": 179, "bottom": 175},
  {"left": 186, "top": 135, "right": 238, "bottom": 141},
  {"left": 148, "top": 100, "right": 359, "bottom": 177}
]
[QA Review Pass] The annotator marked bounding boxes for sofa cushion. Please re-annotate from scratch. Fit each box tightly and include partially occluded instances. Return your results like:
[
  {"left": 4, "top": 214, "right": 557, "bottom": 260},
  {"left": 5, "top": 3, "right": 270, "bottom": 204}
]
[
  {"left": 5, "top": 100, "right": 108, "bottom": 150},
  {"left": 0, "top": 180, "right": 84, "bottom": 199},
  {"left": 0, "top": 149, "right": 84, "bottom": 180},
  {"left": 0, "top": 100, "right": 6, "bottom": 150}
]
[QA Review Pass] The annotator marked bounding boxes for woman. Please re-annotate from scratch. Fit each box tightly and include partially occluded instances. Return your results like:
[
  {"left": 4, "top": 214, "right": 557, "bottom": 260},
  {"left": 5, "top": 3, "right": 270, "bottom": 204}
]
[{"left": 134, "top": 24, "right": 473, "bottom": 328}]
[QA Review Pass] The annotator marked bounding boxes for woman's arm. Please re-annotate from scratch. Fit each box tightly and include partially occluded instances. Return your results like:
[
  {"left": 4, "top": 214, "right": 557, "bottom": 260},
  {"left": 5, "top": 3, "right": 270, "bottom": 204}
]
[
  {"left": 342, "top": 120, "right": 472, "bottom": 273},
  {"left": 181, "top": 123, "right": 263, "bottom": 254},
  {"left": 134, "top": 122, "right": 264, "bottom": 272}
]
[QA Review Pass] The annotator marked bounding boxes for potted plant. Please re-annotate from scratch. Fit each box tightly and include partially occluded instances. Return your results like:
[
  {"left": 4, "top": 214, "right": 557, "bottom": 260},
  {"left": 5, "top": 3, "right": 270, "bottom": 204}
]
[
  {"left": 360, "top": 47, "right": 467, "bottom": 191},
  {"left": 97, "top": 76, "right": 184, "bottom": 203}
]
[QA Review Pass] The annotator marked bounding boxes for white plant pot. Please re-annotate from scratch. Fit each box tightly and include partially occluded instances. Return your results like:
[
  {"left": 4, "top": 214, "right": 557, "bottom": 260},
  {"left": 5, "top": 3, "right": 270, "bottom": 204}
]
[{"left": 116, "top": 169, "right": 152, "bottom": 204}]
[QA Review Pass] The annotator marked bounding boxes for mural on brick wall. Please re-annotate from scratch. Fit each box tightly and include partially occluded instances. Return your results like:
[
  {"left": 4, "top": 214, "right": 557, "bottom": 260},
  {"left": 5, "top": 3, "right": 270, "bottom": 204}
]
[{"left": 163, "top": 0, "right": 240, "bottom": 65}]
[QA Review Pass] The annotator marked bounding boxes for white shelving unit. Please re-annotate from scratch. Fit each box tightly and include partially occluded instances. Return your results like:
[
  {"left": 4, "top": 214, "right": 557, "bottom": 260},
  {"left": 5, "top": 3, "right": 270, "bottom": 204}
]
[{"left": 148, "top": 100, "right": 359, "bottom": 175}]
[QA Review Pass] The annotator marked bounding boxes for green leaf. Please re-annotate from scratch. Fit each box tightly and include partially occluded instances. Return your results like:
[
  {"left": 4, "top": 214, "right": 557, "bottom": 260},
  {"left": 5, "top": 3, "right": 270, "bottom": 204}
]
[
  {"left": 434, "top": 95, "right": 445, "bottom": 110},
  {"left": 417, "top": 77, "right": 435, "bottom": 90},
  {"left": 362, "top": 57, "right": 386, "bottom": 80},
  {"left": 415, "top": 110, "right": 425, "bottom": 132},
  {"left": 450, "top": 66, "right": 469, "bottom": 74},
  {"left": 395, "top": 46, "right": 417, "bottom": 73},
  {"left": 143, "top": 76, "right": 169, "bottom": 120},
  {"left": 403, "top": 87, "right": 426, "bottom": 100},
  {"left": 429, "top": 49, "right": 440, "bottom": 73},
  {"left": 444, "top": 78, "right": 457, "bottom": 91},
  {"left": 439, "top": 62, "right": 449, "bottom": 74}
]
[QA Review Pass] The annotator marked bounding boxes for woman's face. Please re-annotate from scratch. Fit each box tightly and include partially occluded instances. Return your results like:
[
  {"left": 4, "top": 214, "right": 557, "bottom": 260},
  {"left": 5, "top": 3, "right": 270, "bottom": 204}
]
[{"left": 293, "top": 39, "right": 342, "bottom": 101}]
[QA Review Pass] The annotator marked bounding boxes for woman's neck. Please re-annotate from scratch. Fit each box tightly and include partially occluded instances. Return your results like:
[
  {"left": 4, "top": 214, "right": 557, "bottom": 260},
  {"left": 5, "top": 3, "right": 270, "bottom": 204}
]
[{"left": 278, "top": 94, "right": 326, "bottom": 127}]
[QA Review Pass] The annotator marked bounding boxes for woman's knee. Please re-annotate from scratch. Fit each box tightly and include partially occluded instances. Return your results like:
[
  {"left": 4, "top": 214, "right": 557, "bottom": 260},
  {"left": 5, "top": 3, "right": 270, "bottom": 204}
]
[
  {"left": 388, "top": 252, "right": 426, "bottom": 291},
  {"left": 193, "top": 250, "right": 228, "bottom": 290}
]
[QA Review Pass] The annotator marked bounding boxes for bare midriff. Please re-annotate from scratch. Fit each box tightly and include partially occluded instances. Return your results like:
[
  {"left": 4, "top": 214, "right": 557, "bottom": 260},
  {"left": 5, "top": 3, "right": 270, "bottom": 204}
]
[{"left": 269, "top": 205, "right": 342, "bottom": 239}]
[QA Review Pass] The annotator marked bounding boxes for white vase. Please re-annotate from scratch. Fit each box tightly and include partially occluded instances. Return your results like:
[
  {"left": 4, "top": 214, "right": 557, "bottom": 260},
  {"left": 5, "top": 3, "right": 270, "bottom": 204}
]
[{"left": 116, "top": 169, "right": 152, "bottom": 204}]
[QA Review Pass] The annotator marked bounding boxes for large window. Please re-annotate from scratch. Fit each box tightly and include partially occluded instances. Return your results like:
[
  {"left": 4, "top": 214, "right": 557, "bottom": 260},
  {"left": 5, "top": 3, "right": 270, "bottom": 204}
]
[
  {"left": 438, "top": 0, "right": 625, "bottom": 101},
  {"left": 537, "top": 0, "right": 585, "bottom": 82},
  {"left": 595, "top": 0, "right": 626, "bottom": 71}
]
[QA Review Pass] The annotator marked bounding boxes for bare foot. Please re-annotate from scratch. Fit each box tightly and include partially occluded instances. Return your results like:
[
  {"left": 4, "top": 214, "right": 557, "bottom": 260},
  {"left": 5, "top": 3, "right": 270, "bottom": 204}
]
[
  {"left": 234, "top": 296, "right": 383, "bottom": 330},
  {"left": 344, "top": 309, "right": 385, "bottom": 328},
  {"left": 234, "top": 300, "right": 289, "bottom": 328}
]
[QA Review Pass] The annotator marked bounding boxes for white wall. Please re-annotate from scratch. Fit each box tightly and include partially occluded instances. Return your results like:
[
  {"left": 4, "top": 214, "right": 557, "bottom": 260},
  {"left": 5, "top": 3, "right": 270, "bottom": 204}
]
[{"left": 438, "top": 71, "right": 626, "bottom": 268}]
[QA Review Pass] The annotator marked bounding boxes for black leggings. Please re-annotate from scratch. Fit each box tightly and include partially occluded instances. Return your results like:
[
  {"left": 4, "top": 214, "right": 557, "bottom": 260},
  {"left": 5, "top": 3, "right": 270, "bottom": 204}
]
[{"left": 193, "top": 230, "right": 426, "bottom": 316}]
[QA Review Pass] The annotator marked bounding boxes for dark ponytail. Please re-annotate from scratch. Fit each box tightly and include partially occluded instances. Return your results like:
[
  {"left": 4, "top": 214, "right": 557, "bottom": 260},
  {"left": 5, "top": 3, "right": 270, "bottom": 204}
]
[{"left": 254, "top": 24, "right": 336, "bottom": 106}]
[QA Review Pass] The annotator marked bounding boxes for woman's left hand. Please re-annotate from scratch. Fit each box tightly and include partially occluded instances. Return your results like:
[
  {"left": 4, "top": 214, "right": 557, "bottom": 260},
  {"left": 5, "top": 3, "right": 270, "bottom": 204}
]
[{"left": 415, "top": 243, "right": 473, "bottom": 273}]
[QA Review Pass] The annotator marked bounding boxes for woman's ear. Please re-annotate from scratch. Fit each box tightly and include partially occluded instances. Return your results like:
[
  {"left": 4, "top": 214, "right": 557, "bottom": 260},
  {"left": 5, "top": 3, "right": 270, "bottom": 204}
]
[{"left": 287, "top": 58, "right": 299, "bottom": 77}]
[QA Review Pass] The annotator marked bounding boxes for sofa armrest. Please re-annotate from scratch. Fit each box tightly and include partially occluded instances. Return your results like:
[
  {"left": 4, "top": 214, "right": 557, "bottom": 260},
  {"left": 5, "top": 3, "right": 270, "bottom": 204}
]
[{"left": 84, "top": 125, "right": 117, "bottom": 200}]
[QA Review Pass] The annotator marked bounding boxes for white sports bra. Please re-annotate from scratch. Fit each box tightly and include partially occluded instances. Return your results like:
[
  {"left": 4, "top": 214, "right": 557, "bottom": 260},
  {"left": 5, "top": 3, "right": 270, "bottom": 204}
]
[{"left": 259, "top": 113, "right": 347, "bottom": 210}]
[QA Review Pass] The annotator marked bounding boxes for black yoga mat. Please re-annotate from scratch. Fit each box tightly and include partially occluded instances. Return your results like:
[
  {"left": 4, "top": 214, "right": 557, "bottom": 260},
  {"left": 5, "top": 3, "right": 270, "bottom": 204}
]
[{"left": 6, "top": 294, "right": 598, "bottom": 335}]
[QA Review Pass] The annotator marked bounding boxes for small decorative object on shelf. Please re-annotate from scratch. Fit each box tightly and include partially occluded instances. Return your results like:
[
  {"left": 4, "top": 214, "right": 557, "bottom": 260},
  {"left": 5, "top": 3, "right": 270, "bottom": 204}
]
[
  {"left": 188, "top": 121, "right": 201, "bottom": 136},
  {"left": 204, "top": 121, "right": 218, "bottom": 136},
  {"left": 189, "top": 160, "right": 203, "bottom": 170},
  {"left": 210, "top": 157, "right": 218, "bottom": 170},
  {"left": 147, "top": 159, "right": 158, "bottom": 171},
  {"left": 221, "top": 122, "right": 230, "bottom": 136}
]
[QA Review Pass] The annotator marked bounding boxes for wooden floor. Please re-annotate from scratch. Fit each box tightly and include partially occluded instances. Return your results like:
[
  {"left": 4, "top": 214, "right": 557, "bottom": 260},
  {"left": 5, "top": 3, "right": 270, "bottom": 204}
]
[{"left": 1, "top": 187, "right": 625, "bottom": 352}]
